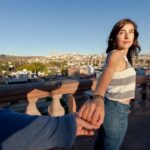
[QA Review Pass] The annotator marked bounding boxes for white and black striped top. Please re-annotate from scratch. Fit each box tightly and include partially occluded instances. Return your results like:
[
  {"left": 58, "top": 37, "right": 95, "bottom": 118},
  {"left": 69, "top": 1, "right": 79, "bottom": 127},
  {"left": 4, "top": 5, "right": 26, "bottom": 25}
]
[{"left": 105, "top": 56, "right": 136, "bottom": 101}]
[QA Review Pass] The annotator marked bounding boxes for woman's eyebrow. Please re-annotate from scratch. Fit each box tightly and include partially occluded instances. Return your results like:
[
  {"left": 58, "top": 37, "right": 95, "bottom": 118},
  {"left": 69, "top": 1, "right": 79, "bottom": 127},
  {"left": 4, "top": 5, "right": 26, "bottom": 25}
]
[{"left": 119, "top": 28, "right": 134, "bottom": 31}]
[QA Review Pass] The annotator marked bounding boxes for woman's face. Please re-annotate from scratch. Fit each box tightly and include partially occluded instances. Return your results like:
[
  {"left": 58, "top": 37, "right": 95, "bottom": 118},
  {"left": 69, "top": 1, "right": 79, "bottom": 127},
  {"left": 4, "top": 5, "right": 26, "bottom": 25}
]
[{"left": 116, "top": 23, "right": 135, "bottom": 50}]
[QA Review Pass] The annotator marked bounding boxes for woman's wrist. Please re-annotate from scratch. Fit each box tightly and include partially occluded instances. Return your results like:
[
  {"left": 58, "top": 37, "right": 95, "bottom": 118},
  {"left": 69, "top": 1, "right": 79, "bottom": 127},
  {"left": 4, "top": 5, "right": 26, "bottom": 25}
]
[{"left": 93, "top": 94, "right": 104, "bottom": 100}]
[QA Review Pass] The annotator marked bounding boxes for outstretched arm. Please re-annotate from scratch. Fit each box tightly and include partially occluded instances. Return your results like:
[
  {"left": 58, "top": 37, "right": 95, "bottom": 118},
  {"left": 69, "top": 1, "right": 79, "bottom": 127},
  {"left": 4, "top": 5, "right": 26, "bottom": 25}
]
[
  {"left": 78, "top": 51, "right": 122, "bottom": 127},
  {"left": 0, "top": 108, "right": 96, "bottom": 150}
]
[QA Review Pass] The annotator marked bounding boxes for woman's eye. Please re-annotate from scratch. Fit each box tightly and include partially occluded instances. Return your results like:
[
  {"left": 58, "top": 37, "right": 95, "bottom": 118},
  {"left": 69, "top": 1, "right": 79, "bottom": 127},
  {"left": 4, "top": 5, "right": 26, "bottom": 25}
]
[
  {"left": 118, "top": 31, "right": 124, "bottom": 35},
  {"left": 129, "top": 30, "right": 134, "bottom": 34}
]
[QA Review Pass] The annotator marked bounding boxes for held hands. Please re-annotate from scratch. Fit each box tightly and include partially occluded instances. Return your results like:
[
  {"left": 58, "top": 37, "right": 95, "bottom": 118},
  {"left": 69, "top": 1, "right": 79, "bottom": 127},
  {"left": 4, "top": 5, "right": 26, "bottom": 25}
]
[
  {"left": 75, "top": 114, "right": 97, "bottom": 136},
  {"left": 75, "top": 95, "right": 105, "bottom": 136},
  {"left": 78, "top": 96, "right": 105, "bottom": 128}
]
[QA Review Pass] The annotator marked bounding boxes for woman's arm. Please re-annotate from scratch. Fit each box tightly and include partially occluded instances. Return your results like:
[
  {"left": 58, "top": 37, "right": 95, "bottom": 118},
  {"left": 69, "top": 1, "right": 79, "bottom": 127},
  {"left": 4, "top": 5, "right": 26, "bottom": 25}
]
[
  {"left": 95, "top": 51, "right": 122, "bottom": 96},
  {"left": 79, "top": 51, "right": 122, "bottom": 127}
]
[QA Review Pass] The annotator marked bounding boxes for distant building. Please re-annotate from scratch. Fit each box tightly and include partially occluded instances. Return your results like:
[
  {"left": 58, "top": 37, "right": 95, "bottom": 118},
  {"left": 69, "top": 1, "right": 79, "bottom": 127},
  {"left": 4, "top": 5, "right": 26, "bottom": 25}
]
[
  {"left": 80, "top": 65, "right": 95, "bottom": 75},
  {"left": 68, "top": 66, "right": 80, "bottom": 77}
]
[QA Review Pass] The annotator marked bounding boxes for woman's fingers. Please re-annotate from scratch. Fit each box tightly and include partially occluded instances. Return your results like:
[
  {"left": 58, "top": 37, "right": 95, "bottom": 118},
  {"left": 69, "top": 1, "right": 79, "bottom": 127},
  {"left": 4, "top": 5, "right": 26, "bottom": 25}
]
[
  {"left": 82, "top": 102, "right": 90, "bottom": 120},
  {"left": 90, "top": 100, "right": 105, "bottom": 127},
  {"left": 78, "top": 100, "right": 90, "bottom": 120},
  {"left": 86, "top": 102, "right": 96, "bottom": 122},
  {"left": 91, "top": 106, "right": 100, "bottom": 126},
  {"left": 96, "top": 111, "right": 105, "bottom": 127},
  {"left": 78, "top": 103, "right": 86, "bottom": 117}
]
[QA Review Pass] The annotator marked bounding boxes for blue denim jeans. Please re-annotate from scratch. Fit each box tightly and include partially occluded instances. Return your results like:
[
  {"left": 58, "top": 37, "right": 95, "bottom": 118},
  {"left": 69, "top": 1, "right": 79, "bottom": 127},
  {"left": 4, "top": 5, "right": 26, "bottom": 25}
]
[{"left": 94, "top": 97, "right": 130, "bottom": 150}]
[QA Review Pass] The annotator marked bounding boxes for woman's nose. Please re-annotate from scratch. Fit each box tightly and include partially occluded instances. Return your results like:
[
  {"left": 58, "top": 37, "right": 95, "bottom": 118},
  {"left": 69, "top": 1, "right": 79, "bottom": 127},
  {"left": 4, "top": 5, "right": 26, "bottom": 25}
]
[{"left": 125, "top": 32, "right": 129, "bottom": 39}]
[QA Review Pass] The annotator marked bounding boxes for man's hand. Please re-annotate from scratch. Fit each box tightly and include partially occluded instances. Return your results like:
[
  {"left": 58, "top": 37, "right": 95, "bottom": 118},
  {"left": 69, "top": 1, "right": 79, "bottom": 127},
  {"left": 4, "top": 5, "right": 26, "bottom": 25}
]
[
  {"left": 78, "top": 98, "right": 105, "bottom": 128},
  {"left": 75, "top": 114, "right": 97, "bottom": 136}
]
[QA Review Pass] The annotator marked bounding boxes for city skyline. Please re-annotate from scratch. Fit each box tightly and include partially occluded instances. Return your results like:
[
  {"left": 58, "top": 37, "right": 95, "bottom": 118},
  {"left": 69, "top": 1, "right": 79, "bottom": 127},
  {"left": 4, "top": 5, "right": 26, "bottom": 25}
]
[{"left": 0, "top": 0, "right": 150, "bottom": 56}]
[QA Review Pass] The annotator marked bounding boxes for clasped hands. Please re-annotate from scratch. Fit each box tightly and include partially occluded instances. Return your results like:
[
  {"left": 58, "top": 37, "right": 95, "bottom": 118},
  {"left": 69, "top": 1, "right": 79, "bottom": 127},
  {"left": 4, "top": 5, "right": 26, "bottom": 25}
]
[{"left": 75, "top": 96, "right": 105, "bottom": 136}]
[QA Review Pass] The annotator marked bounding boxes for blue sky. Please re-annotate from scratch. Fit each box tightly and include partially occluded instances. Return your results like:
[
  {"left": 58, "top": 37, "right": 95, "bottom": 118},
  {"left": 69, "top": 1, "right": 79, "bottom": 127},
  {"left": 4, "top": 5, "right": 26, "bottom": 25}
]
[{"left": 0, "top": 0, "right": 150, "bottom": 56}]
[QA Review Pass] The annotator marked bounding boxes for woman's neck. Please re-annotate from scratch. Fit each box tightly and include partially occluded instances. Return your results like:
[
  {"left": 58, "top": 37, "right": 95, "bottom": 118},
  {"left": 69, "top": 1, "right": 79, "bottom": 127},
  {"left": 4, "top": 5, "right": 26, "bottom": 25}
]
[{"left": 120, "top": 49, "right": 128, "bottom": 56}]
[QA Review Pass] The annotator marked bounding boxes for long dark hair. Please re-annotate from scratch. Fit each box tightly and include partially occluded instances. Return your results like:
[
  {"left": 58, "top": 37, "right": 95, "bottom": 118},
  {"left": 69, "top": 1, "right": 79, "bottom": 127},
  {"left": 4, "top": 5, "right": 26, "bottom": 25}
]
[{"left": 106, "top": 18, "right": 141, "bottom": 65}]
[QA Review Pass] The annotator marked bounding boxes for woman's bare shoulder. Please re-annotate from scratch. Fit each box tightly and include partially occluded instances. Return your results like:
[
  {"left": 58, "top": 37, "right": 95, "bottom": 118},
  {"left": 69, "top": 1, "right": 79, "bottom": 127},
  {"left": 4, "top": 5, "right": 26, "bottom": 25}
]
[{"left": 107, "top": 50, "right": 122, "bottom": 63}]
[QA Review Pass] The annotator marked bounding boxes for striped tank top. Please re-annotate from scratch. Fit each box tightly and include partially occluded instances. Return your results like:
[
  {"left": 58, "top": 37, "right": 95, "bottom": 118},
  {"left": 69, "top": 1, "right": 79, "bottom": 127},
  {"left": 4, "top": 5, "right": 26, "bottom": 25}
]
[{"left": 105, "top": 55, "right": 136, "bottom": 101}]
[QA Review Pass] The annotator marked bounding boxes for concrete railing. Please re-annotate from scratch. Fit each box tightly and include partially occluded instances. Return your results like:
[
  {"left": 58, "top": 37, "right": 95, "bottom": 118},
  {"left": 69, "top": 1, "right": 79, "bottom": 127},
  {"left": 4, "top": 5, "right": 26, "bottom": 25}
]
[
  {"left": 0, "top": 75, "right": 149, "bottom": 116},
  {"left": 135, "top": 75, "right": 150, "bottom": 108},
  {"left": 0, "top": 79, "right": 97, "bottom": 116}
]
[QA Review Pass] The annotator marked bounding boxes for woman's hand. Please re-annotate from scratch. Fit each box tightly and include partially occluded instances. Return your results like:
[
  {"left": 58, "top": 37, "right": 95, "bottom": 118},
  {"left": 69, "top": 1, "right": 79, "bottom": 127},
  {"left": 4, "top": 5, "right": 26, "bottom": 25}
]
[{"left": 78, "top": 97, "right": 105, "bottom": 128}]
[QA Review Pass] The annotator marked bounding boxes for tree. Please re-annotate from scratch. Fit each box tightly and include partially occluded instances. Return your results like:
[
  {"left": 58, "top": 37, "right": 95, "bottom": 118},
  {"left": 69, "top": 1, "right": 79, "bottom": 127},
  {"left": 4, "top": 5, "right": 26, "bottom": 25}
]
[{"left": 16, "top": 62, "right": 47, "bottom": 73}]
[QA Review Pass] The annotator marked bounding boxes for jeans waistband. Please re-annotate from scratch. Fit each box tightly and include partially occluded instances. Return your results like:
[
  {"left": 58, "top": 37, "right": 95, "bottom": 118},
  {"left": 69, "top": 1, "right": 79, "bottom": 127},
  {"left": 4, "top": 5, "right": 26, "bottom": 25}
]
[{"left": 105, "top": 97, "right": 131, "bottom": 109}]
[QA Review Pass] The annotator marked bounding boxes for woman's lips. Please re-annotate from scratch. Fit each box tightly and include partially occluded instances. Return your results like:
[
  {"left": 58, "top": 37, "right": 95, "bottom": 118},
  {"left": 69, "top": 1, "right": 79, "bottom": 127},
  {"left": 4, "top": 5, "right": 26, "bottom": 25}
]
[{"left": 123, "top": 41, "right": 131, "bottom": 44}]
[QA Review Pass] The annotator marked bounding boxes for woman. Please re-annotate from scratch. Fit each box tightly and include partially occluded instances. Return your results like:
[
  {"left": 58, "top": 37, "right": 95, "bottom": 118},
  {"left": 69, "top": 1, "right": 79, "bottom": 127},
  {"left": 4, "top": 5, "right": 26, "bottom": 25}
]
[{"left": 79, "top": 18, "right": 141, "bottom": 150}]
